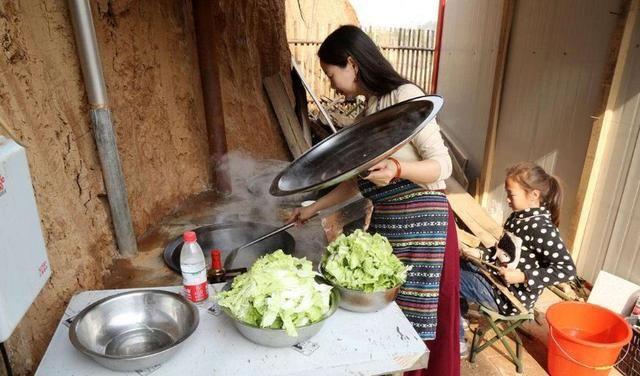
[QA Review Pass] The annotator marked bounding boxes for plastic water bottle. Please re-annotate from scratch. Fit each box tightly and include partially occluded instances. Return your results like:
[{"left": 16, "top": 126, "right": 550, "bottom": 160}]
[{"left": 180, "top": 231, "right": 209, "bottom": 303}]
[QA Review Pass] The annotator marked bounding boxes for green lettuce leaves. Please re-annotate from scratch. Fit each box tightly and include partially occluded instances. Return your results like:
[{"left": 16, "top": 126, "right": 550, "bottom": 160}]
[
  {"left": 322, "top": 230, "right": 407, "bottom": 292},
  {"left": 217, "top": 250, "right": 332, "bottom": 337}
]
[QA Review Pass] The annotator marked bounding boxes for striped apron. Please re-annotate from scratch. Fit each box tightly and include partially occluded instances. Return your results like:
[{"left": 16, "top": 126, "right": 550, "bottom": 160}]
[{"left": 358, "top": 177, "right": 449, "bottom": 340}]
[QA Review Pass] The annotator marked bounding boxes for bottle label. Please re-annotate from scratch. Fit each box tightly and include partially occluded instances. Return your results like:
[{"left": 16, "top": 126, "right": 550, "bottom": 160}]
[
  {"left": 182, "top": 265, "right": 208, "bottom": 302},
  {"left": 184, "top": 281, "right": 208, "bottom": 302}
]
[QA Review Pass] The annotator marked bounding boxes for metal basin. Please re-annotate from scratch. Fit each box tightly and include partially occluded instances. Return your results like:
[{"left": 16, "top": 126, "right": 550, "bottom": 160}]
[
  {"left": 220, "top": 282, "right": 339, "bottom": 347},
  {"left": 69, "top": 290, "right": 199, "bottom": 372},
  {"left": 163, "top": 222, "right": 295, "bottom": 273},
  {"left": 320, "top": 266, "right": 400, "bottom": 313},
  {"left": 331, "top": 284, "right": 400, "bottom": 313}
]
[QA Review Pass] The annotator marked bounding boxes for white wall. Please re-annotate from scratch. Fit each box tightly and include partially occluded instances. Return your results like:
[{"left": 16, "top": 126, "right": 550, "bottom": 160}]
[
  {"left": 436, "top": 0, "right": 505, "bottom": 180},
  {"left": 576, "top": 1, "right": 640, "bottom": 284},
  {"left": 484, "top": 0, "right": 624, "bottom": 234}
]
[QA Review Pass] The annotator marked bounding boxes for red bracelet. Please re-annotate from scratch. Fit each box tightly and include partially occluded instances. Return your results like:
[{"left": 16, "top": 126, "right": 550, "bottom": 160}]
[{"left": 388, "top": 157, "right": 402, "bottom": 179}]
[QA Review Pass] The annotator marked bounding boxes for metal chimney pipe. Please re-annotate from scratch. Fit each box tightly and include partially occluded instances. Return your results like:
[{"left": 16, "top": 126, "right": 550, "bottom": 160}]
[{"left": 68, "top": 0, "right": 138, "bottom": 257}]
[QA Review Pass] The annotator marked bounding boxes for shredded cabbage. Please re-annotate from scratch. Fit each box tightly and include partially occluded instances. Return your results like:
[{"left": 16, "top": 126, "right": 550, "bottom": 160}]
[
  {"left": 322, "top": 230, "right": 407, "bottom": 292},
  {"left": 217, "top": 250, "right": 332, "bottom": 337}
]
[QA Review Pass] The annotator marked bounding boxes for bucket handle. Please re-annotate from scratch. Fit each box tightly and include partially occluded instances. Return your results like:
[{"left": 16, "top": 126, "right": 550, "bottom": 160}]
[{"left": 549, "top": 327, "right": 631, "bottom": 371}]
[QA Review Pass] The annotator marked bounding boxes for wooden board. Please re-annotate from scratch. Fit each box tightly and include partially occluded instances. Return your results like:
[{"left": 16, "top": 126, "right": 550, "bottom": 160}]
[
  {"left": 263, "top": 73, "right": 310, "bottom": 158},
  {"left": 290, "top": 67, "right": 312, "bottom": 146},
  {"left": 478, "top": 0, "right": 515, "bottom": 207},
  {"left": 446, "top": 178, "right": 502, "bottom": 247},
  {"left": 457, "top": 227, "right": 481, "bottom": 248}
]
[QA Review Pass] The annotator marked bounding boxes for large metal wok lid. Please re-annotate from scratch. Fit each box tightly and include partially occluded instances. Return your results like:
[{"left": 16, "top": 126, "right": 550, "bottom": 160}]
[{"left": 270, "top": 95, "right": 443, "bottom": 196}]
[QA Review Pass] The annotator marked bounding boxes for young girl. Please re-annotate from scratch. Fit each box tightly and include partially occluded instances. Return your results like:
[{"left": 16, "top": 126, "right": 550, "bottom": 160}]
[
  {"left": 460, "top": 162, "right": 577, "bottom": 317},
  {"left": 289, "top": 25, "right": 460, "bottom": 375}
]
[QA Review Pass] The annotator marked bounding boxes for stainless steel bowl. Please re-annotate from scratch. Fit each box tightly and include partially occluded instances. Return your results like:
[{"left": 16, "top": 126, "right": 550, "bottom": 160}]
[
  {"left": 220, "top": 283, "right": 339, "bottom": 347},
  {"left": 320, "top": 266, "right": 401, "bottom": 312},
  {"left": 69, "top": 290, "right": 199, "bottom": 372},
  {"left": 332, "top": 283, "right": 400, "bottom": 313}
]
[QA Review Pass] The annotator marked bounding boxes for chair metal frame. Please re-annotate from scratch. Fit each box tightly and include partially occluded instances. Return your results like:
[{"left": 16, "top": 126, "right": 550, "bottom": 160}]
[{"left": 469, "top": 305, "right": 534, "bottom": 373}]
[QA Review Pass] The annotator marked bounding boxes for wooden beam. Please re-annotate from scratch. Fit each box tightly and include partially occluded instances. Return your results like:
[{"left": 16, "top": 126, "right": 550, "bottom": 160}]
[
  {"left": 478, "top": 0, "right": 515, "bottom": 207},
  {"left": 447, "top": 178, "right": 502, "bottom": 247},
  {"left": 457, "top": 227, "right": 481, "bottom": 248},
  {"left": 263, "top": 73, "right": 310, "bottom": 158}
]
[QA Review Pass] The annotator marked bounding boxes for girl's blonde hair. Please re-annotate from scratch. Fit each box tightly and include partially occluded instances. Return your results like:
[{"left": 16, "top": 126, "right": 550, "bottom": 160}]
[{"left": 506, "top": 162, "right": 563, "bottom": 226}]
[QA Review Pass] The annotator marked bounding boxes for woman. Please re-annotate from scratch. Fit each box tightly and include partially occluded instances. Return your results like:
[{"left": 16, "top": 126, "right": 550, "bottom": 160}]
[{"left": 288, "top": 25, "right": 460, "bottom": 375}]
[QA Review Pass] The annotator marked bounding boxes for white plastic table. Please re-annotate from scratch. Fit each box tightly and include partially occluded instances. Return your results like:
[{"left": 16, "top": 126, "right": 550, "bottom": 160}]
[{"left": 36, "top": 285, "right": 427, "bottom": 376}]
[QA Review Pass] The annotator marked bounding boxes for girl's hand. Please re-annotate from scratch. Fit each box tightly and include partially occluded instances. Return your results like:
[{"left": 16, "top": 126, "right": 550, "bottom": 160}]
[
  {"left": 499, "top": 268, "right": 526, "bottom": 284},
  {"left": 286, "top": 204, "right": 317, "bottom": 226},
  {"left": 365, "top": 159, "right": 399, "bottom": 186}
]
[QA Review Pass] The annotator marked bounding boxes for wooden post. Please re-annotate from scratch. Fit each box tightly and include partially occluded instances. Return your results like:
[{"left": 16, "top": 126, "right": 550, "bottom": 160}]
[
  {"left": 396, "top": 28, "right": 403, "bottom": 78},
  {"left": 479, "top": 0, "right": 515, "bottom": 207}
]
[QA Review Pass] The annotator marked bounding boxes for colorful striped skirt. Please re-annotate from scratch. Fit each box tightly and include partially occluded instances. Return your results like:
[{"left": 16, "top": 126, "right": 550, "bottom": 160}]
[{"left": 358, "top": 178, "right": 449, "bottom": 340}]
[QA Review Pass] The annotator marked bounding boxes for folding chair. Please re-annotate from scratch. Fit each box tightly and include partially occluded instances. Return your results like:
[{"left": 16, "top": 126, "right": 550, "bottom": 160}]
[{"left": 469, "top": 305, "right": 534, "bottom": 373}]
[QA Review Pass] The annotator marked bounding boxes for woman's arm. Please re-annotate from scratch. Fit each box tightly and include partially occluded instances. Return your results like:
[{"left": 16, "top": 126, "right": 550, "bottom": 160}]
[
  {"left": 366, "top": 158, "right": 442, "bottom": 186},
  {"left": 365, "top": 120, "right": 452, "bottom": 187},
  {"left": 287, "top": 178, "right": 359, "bottom": 224}
]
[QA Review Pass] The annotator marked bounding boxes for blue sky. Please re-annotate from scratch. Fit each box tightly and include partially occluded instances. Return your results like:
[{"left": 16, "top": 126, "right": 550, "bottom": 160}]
[{"left": 349, "top": 0, "right": 439, "bottom": 27}]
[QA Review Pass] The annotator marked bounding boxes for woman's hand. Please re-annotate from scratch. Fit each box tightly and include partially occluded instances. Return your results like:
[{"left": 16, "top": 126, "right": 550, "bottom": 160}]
[
  {"left": 365, "top": 159, "right": 399, "bottom": 186},
  {"left": 286, "top": 204, "right": 318, "bottom": 226},
  {"left": 499, "top": 268, "right": 526, "bottom": 285}
]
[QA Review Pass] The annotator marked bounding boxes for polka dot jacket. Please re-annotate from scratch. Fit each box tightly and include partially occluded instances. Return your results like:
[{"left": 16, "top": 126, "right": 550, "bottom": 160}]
[{"left": 481, "top": 207, "right": 577, "bottom": 315}]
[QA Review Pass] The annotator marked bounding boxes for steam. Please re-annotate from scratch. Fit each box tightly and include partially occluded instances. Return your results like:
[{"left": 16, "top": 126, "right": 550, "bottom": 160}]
[{"left": 210, "top": 151, "right": 327, "bottom": 264}]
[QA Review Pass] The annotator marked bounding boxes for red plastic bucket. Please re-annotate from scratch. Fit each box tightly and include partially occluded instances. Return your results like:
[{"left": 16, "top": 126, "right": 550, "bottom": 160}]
[{"left": 546, "top": 302, "right": 632, "bottom": 375}]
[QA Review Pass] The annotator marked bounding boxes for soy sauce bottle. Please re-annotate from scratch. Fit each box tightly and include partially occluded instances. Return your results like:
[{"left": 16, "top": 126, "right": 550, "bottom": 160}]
[{"left": 208, "top": 249, "right": 225, "bottom": 284}]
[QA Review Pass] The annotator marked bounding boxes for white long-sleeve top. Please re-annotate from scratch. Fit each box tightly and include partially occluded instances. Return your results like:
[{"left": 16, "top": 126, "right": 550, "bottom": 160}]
[{"left": 365, "top": 83, "right": 452, "bottom": 190}]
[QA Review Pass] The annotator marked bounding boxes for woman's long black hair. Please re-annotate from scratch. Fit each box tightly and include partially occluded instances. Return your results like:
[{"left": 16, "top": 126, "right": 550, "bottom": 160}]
[{"left": 318, "top": 25, "right": 411, "bottom": 97}]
